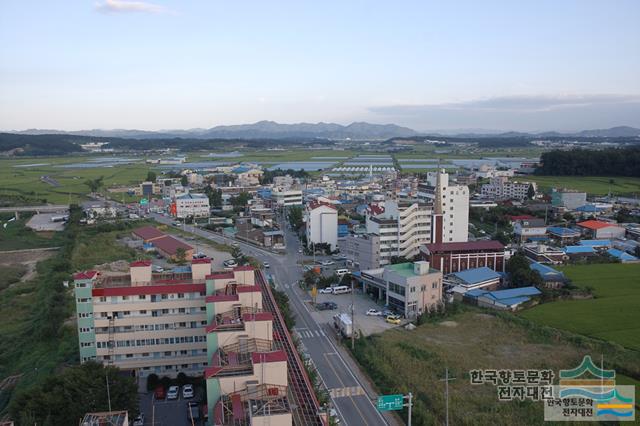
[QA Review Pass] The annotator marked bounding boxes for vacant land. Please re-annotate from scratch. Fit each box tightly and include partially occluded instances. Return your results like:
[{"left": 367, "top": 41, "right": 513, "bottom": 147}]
[
  {"left": 0, "top": 213, "right": 64, "bottom": 251},
  {"left": 519, "top": 176, "right": 640, "bottom": 196},
  {"left": 350, "top": 309, "right": 640, "bottom": 426},
  {"left": 521, "top": 263, "right": 640, "bottom": 351}
]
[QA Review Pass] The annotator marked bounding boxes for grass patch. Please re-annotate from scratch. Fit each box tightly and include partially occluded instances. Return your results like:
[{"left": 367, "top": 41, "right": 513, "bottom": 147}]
[
  {"left": 520, "top": 263, "right": 640, "bottom": 350},
  {"left": 0, "top": 213, "right": 64, "bottom": 251},
  {"left": 0, "top": 264, "right": 28, "bottom": 291},
  {"left": 520, "top": 176, "right": 640, "bottom": 196},
  {"left": 349, "top": 308, "right": 640, "bottom": 425}
]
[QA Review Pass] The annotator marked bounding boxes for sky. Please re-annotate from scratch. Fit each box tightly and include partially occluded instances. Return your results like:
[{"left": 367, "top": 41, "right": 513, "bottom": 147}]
[{"left": 1, "top": 0, "right": 639, "bottom": 132}]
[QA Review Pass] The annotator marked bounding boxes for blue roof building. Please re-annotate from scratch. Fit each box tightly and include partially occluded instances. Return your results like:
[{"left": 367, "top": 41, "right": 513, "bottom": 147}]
[
  {"left": 448, "top": 267, "right": 502, "bottom": 297},
  {"left": 579, "top": 239, "right": 612, "bottom": 248},
  {"left": 464, "top": 286, "right": 541, "bottom": 310},
  {"left": 529, "top": 262, "right": 567, "bottom": 288},
  {"left": 564, "top": 245, "right": 595, "bottom": 254},
  {"left": 547, "top": 226, "right": 581, "bottom": 238},
  {"left": 607, "top": 248, "right": 639, "bottom": 263}
]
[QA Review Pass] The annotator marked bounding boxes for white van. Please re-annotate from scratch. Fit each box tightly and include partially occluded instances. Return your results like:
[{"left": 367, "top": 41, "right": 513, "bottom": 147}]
[
  {"left": 331, "top": 285, "right": 351, "bottom": 295},
  {"left": 335, "top": 269, "right": 350, "bottom": 277}
]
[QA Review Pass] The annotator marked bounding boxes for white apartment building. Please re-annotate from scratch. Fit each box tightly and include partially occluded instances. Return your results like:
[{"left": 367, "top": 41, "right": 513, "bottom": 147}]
[
  {"left": 365, "top": 200, "right": 433, "bottom": 265},
  {"left": 481, "top": 176, "right": 535, "bottom": 201},
  {"left": 272, "top": 187, "right": 303, "bottom": 207},
  {"left": 304, "top": 201, "right": 338, "bottom": 251},
  {"left": 417, "top": 170, "right": 469, "bottom": 243},
  {"left": 174, "top": 193, "right": 210, "bottom": 218}
]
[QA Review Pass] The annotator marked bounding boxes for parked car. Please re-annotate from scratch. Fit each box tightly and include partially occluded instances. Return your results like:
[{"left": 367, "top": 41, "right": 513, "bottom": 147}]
[
  {"left": 132, "top": 414, "right": 145, "bottom": 426},
  {"left": 321, "top": 260, "right": 335, "bottom": 266},
  {"left": 182, "top": 384, "right": 194, "bottom": 399},
  {"left": 366, "top": 309, "right": 382, "bottom": 316},
  {"left": 385, "top": 315, "right": 401, "bottom": 325},
  {"left": 263, "top": 262, "right": 270, "bottom": 268},
  {"left": 167, "top": 385, "right": 179, "bottom": 400},
  {"left": 193, "top": 252, "right": 207, "bottom": 259},
  {"left": 318, "top": 287, "right": 334, "bottom": 294},
  {"left": 154, "top": 386, "right": 166, "bottom": 400},
  {"left": 332, "top": 254, "right": 347, "bottom": 261},
  {"left": 152, "top": 265, "right": 164, "bottom": 273},
  {"left": 223, "top": 259, "right": 237, "bottom": 268},
  {"left": 316, "top": 301, "right": 337, "bottom": 311},
  {"left": 382, "top": 309, "right": 395, "bottom": 317},
  {"left": 298, "top": 248, "right": 303, "bottom": 253}
]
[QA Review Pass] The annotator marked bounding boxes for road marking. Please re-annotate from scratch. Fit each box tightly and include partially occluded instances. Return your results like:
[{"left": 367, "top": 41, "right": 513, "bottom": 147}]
[{"left": 329, "top": 386, "right": 366, "bottom": 398}]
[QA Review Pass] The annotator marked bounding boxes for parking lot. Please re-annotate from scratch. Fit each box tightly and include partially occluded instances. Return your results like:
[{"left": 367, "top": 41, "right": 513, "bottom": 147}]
[{"left": 139, "top": 385, "right": 204, "bottom": 426}]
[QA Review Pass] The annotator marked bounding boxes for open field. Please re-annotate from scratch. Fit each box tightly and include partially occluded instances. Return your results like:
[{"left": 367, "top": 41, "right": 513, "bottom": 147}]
[
  {"left": 518, "top": 175, "right": 640, "bottom": 196},
  {"left": 349, "top": 308, "right": 640, "bottom": 425},
  {"left": 0, "top": 213, "right": 65, "bottom": 251},
  {"left": 521, "top": 263, "right": 640, "bottom": 351}
]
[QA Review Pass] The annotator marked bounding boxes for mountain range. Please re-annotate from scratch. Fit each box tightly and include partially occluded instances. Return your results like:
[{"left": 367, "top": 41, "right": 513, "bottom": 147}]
[{"left": 9, "top": 122, "right": 640, "bottom": 140}]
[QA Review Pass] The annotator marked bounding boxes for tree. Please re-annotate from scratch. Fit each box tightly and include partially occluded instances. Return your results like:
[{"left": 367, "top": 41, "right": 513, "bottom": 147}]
[
  {"left": 83, "top": 176, "right": 104, "bottom": 194},
  {"left": 288, "top": 206, "right": 304, "bottom": 230},
  {"left": 9, "top": 362, "right": 138, "bottom": 426},
  {"left": 181, "top": 175, "right": 188, "bottom": 187},
  {"left": 527, "top": 184, "right": 536, "bottom": 200},
  {"left": 204, "top": 185, "right": 223, "bottom": 208},
  {"left": 493, "top": 230, "right": 511, "bottom": 245},
  {"left": 506, "top": 253, "right": 543, "bottom": 288},
  {"left": 175, "top": 247, "right": 187, "bottom": 265},
  {"left": 146, "top": 170, "right": 157, "bottom": 182},
  {"left": 230, "top": 192, "right": 251, "bottom": 210}
]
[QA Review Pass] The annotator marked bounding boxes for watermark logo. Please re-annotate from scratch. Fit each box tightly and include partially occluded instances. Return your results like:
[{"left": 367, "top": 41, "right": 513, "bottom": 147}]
[{"left": 544, "top": 355, "right": 635, "bottom": 421}]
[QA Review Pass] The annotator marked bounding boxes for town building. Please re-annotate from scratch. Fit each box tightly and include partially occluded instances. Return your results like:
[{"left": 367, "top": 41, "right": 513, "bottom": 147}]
[
  {"left": 513, "top": 218, "right": 547, "bottom": 243},
  {"left": 135, "top": 181, "right": 161, "bottom": 197},
  {"left": 464, "top": 287, "right": 541, "bottom": 311},
  {"left": 364, "top": 200, "right": 433, "bottom": 265},
  {"left": 576, "top": 220, "right": 626, "bottom": 240},
  {"left": 356, "top": 261, "right": 443, "bottom": 317},
  {"left": 420, "top": 240, "right": 507, "bottom": 274},
  {"left": 522, "top": 244, "right": 567, "bottom": 264},
  {"left": 446, "top": 266, "right": 502, "bottom": 299},
  {"left": 546, "top": 226, "right": 581, "bottom": 245},
  {"left": 417, "top": 169, "right": 469, "bottom": 243},
  {"left": 232, "top": 166, "right": 264, "bottom": 186},
  {"left": 74, "top": 262, "right": 305, "bottom": 425},
  {"left": 272, "top": 188, "right": 303, "bottom": 207},
  {"left": 342, "top": 234, "right": 381, "bottom": 270},
  {"left": 551, "top": 189, "right": 587, "bottom": 210},
  {"left": 475, "top": 165, "right": 515, "bottom": 179},
  {"left": 304, "top": 201, "right": 338, "bottom": 251},
  {"left": 173, "top": 193, "right": 210, "bottom": 218},
  {"left": 480, "top": 177, "right": 535, "bottom": 200},
  {"left": 529, "top": 262, "right": 567, "bottom": 289}
]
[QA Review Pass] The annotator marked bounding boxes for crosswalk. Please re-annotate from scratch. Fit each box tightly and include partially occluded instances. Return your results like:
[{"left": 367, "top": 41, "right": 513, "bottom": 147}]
[
  {"left": 329, "top": 386, "right": 366, "bottom": 398},
  {"left": 294, "top": 328, "right": 326, "bottom": 339}
]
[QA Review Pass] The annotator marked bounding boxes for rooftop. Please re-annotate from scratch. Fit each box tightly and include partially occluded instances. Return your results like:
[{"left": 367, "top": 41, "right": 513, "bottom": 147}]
[
  {"left": 547, "top": 226, "right": 581, "bottom": 237},
  {"left": 132, "top": 225, "right": 165, "bottom": 240},
  {"left": 424, "top": 240, "right": 505, "bottom": 252},
  {"left": 386, "top": 262, "right": 437, "bottom": 277},
  {"left": 152, "top": 235, "right": 194, "bottom": 255},
  {"left": 577, "top": 220, "right": 620, "bottom": 230},
  {"left": 451, "top": 266, "right": 501, "bottom": 285}
]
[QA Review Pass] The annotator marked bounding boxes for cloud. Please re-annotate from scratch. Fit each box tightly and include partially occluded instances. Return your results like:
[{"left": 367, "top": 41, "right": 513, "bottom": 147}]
[
  {"left": 369, "top": 94, "right": 640, "bottom": 115},
  {"left": 96, "top": 0, "right": 168, "bottom": 14},
  {"left": 367, "top": 94, "right": 640, "bottom": 132}
]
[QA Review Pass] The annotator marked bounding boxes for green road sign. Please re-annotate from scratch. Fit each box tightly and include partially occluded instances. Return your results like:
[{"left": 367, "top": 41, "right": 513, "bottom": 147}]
[{"left": 377, "top": 394, "right": 404, "bottom": 411}]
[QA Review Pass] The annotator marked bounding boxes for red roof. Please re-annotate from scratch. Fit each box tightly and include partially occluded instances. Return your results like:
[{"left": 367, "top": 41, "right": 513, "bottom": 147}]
[
  {"left": 191, "top": 258, "right": 212, "bottom": 264},
  {"left": 251, "top": 350, "right": 287, "bottom": 364},
  {"left": 130, "top": 260, "right": 152, "bottom": 267},
  {"left": 92, "top": 283, "right": 205, "bottom": 297},
  {"left": 73, "top": 270, "right": 98, "bottom": 280},
  {"left": 577, "top": 220, "right": 619, "bottom": 230},
  {"left": 152, "top": 235, "right": 193, "bottom": 256},
  {"left": 206, "top": 272, "right": 235, "bottom": 280},
  {"left": 424, "top": 240, "right": 505, "bottom": 253},
  {"left": 308, "top": 200, "right": 337, "bottom": 211},
  {"left": 369, "top": 204, "right": 385, "bottom": 216},
  {"left": 132, "top": 226, "right": 165, "bottom": 241},
  {"left": 242, "top": 312, "right": 273, "bottom": 322}
]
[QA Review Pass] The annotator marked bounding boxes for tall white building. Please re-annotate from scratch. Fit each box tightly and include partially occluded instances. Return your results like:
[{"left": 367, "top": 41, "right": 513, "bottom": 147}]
[
  {"left": 417, "top": 169, "right": 469, "bottom": 243},
  {"left": 481, "top": 176, "right": 535, "bottom": 200},
  {"left": 174, "top": 193, "right": 210, "bottom": 218},
  {"left": 304, "top": 201, "right": 338, "bottom": 250},
  {"left": 365, "top": 200, "right": 433, "bottom": 265}
]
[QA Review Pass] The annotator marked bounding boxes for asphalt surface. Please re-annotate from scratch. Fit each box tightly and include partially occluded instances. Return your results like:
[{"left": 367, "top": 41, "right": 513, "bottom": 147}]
[{"left": 150, "top": 212, "right": 389, "bottom": 426}]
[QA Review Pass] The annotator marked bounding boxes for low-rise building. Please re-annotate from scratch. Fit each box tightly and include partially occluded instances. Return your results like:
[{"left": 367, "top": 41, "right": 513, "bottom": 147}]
[
  {"left": 481, "top": 177, "right": 534, "bottom": 200},
  {"left": 446, "top": 266, "right": 502, "bottom": 299},
  {"left": 356, "top": 261, "right": 443, "bottom": 317},
  {"left": 272, "top": 188, "right": 303, "bottom": 207},
  {"left": 576, "top": 220, "right": 626, "bottom": 240},
  {"left": 522, "top": 244, "right": 567, "bottom": 264},
  {"left": 551, "top": 189, "right": 587, "bottom": 210},
  {"left": 513, "top": 218, "right": 547, "bottom": 242},
  {"left": 305, "top": 201, "right": 338, "bottom": 251},
  {"left": 342, "top": 234, "right": 381, "bottom": 270},
  {"left": 464, "top": 286, "right": 541, "bottom": 311},
  {"left": 173, "top": 193, "right": 210, "bottom": 218},
  {"left": 420, "top": 240, "right": 507, "bottom": 274}
]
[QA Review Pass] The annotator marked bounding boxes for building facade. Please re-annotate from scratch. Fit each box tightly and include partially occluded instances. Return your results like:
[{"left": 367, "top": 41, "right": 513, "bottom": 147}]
[
  {"left": 480, "top": 177, "right": 534, "bottom": 200},
  {"left": 420, "top": 240, "right": 507, "bottom": 274},
  {"left": 174, "top": 193, "right": 210, "bottom": 218},
  {"left": 551, "top": 189, "right": 587, "bottom": 210},
  {"left": 272, "top": 188, "right": 303, "bottom": 207},
  {"left": 304, "top": 202, "right": 338, "bottom": 250}
]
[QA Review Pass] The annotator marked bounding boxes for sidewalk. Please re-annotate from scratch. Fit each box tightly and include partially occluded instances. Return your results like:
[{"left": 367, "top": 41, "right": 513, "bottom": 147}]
[{"left": 322, "top": 323, "right": 404, "bottom": 426}]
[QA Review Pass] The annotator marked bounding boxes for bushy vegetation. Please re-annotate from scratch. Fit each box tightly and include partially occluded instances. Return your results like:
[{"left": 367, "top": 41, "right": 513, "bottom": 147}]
[
  {"left": 506, "top": 253, "right": 543, "bottom": 288},
  {"left": 0, "top": 265, "right": 27, "bottom": 292},
  {"left": 536, "top": 147, "right": 640, "bottom": 177},
  {"left": 270, "top": 281, "right": 295, "bottom": 330},
  {"left": 9, "top": 362, "right": 138, "bottom": 426}
]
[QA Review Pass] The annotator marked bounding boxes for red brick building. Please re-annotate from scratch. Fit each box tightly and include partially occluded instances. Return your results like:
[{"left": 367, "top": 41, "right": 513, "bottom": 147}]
[{"left": 420, "top": 240, "right": 506, "bottom": 274}]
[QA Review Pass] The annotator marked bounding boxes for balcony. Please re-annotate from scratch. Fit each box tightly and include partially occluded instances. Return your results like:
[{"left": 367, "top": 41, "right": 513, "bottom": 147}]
[{"left": 214, "top": 383, "right": 291, "bottom": 426}]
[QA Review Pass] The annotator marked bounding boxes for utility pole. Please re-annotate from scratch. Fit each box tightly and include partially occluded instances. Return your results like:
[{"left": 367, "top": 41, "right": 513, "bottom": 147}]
[
  {"left": 105, "top": 370, "right": 112, "bottom": 412},
  {"left": 439, "top": 368, "right": 456, "bottom": 426},
  {"left": 350, "top": 276, "right": 355, "bottom": 350},
  {"left": 406, "top": 392, "right": 413, "bottom": 426}
]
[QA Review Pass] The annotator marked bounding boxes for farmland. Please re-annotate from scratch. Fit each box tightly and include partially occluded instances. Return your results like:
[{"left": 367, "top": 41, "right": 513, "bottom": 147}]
[
  {"left": 350, "top": 308, "right": 640, "bottom": 426},
  {"left": 521, "top": 263, "right": 640, "bottom": 351},
  {"left": 519, "top": 175, "right": 640, "bottom": 196}
]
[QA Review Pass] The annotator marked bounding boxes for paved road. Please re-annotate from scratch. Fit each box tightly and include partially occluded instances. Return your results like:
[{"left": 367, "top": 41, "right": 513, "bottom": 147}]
[{"left": 150, "top": 213, "right": 390, "bottom": 426}]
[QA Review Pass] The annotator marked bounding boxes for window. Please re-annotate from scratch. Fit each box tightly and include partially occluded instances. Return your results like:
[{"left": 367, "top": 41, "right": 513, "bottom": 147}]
[
  {"left": 99, "top": 297, "right": 107, "bottom": 302},
  {"left": 161, "top": 294, "right": 168, "bottom": 300},
  {"left": 178, "top": 293, "right": 184, "bottom": 299},
  {"left": 77, "top": 298, "right": 89, "bottom": 303},
  {"left": 76, "top": 282, "right": 86, "bottom": 288},
  {"left": 122, "top": 296, "right": 129, "bottom": 301},
  {"left": 140, "top": 310, "right": 147, "bottom": 314},
  {"left": 432, "top": 282, "right": 438, "bottom": 289},
  {"left": 139, "top": 295, "right": 147, "bottom": 300}
]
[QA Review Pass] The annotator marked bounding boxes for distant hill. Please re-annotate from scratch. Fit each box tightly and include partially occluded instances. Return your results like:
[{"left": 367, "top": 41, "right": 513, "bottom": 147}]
[{"left": 12, "top": 121, "right": 418, "bottom": 140}]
